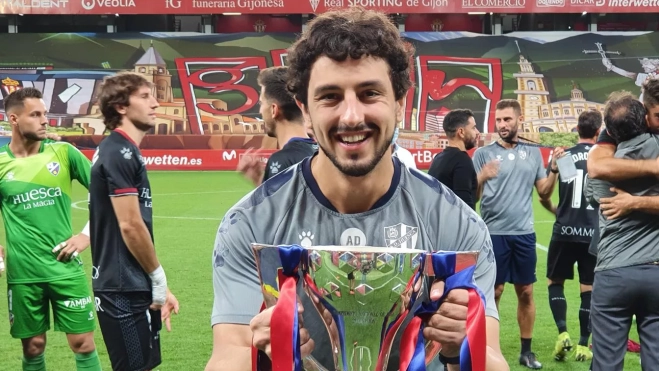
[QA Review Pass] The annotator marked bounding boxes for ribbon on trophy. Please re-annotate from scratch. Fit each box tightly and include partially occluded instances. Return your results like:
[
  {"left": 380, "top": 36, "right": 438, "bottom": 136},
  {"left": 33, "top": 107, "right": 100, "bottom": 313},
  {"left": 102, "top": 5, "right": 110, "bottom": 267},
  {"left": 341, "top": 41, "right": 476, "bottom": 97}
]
[
  {"left": 302, "top": 271, "right": 349, "bottom": 371},
  {"left": 374, "top": 270, "right": 423, "bottom": 371},
  {"left": 253, "top": 244, "right": 349, "bottom": 371},
  {"left": 271, "top": 245, "right": 306, "bottom": 371},
  {"left": 399, "top": 252, "right": 487, "bottom": 371},
  {"left": 252, "top": 301, "right": 272, "bottom": 371}
]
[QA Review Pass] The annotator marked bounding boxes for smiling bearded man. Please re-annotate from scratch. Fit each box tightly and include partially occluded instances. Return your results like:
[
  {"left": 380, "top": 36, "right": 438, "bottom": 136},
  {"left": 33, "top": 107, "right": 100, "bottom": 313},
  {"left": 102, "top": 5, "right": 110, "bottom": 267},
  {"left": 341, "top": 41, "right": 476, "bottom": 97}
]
[{"left": 205, "top": 8, "right": 509, "bottom": 371}]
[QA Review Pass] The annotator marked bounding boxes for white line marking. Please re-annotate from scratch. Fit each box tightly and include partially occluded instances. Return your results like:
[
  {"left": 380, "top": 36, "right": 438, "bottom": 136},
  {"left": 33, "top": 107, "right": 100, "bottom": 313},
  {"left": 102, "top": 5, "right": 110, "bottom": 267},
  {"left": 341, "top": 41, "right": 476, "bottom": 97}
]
[
  {"left": 155, "top": 190, "right": 246, "bottom": 196},
  {"left": 148, "top": 170, "right": 241, "bottom": 173},
  {"left": 70, "top": 200, "right": 221, "bottom": 221}
]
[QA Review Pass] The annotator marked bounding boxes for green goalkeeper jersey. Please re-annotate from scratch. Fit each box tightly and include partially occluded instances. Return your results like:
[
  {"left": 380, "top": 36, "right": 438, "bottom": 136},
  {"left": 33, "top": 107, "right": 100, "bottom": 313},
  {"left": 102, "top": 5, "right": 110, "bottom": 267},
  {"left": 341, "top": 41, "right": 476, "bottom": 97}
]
[{"left": 0, "top": 140, "right": 91, "bottom": 284}]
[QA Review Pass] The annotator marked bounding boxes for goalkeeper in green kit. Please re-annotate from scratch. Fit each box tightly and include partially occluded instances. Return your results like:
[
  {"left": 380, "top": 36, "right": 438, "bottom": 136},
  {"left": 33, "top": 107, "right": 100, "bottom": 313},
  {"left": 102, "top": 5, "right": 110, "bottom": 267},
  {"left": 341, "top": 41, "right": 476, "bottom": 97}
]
[{"left": 0, "top": 88, "right": 102, "bottom": 371}]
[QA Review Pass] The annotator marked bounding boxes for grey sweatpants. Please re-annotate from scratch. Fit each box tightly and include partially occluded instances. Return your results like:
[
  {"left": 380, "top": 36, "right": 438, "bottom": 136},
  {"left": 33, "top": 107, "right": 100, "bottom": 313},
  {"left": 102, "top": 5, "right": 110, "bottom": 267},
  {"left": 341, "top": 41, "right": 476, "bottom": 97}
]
[{"left": 591, "top": 264, "right": 659, "bottom": 371}]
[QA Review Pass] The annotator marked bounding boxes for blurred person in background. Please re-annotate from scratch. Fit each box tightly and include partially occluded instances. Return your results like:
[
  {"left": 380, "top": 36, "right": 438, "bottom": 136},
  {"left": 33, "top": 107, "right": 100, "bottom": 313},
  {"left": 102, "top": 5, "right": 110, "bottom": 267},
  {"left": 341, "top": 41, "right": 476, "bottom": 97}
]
[
  {"left": 473, "top": 98, "right": 561, "bottom": 369},
  {"left": 427, "top": 108, "right": 480, "bottom": 210},
  {"left": 585, "top": 81, "right": 659, "bottom": 369},
  {"left": 587, "top": 79, "right": 659, "bottom": 182},
  {"left": 391, "top": 126, "right": 417, "bottom": 169},
  {"left": 90, "top": 71, "right": 179, "bottom": 371},
  {"left": 0, "top": 87, "right": 102, "bottom": 371},
  {"left": 585, "top": 91, "right": 659, "bottom": 371},
  {"left": 238, "top": 66, "right": 317, "bottom": 187},
  {"left": 539, "top": 110, "right": 602, "bottom": 363}
]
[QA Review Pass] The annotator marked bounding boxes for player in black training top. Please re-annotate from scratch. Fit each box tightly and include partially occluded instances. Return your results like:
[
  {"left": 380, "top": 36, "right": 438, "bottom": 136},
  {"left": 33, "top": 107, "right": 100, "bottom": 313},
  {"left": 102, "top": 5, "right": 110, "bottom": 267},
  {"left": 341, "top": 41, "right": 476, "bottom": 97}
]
[
  {"left": 89, "top": 72, "right": 179, "bottom": 371},
  {"left": 428, "top": 109, "right": 483, "bottom": 210},
  {"left": 238, "top": 66, "right": 317, "bottom": 186},
  {"left": 539, "top": 110, "right": 602, "bottom": 363},
  {"left": 262, "top": 137, "right": 317, "bottom": 180}
]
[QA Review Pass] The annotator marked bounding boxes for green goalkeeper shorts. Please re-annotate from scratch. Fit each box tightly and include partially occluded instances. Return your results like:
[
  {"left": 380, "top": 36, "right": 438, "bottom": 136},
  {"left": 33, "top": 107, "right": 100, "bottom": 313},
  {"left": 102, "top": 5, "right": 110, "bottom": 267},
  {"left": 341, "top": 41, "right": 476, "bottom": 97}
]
[{"left": 7, "top": 274, "right": 96, "bottom": 339}]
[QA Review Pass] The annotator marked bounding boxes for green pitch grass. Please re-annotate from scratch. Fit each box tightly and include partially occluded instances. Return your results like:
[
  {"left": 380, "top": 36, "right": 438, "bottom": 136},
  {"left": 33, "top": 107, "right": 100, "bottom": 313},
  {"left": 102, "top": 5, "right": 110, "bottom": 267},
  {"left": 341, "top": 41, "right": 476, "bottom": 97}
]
[{"left": 0, "top": 171, "right": 642, "bottom": 370}]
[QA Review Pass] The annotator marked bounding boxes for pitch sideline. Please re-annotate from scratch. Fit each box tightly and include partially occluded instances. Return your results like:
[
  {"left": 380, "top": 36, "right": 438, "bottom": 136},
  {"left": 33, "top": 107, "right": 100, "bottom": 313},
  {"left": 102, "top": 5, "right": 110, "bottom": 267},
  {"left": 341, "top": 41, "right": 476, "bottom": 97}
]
[{"left": 69, "top": 189, "right": 556, "bottom": 225}]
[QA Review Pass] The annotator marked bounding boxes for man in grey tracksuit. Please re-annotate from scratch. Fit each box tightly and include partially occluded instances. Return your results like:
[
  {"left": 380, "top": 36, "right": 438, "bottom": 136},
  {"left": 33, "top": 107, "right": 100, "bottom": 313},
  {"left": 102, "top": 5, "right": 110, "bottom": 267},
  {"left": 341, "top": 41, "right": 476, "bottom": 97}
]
[{"left": 585, "top": 92, "right": 659, "bottom": 371}]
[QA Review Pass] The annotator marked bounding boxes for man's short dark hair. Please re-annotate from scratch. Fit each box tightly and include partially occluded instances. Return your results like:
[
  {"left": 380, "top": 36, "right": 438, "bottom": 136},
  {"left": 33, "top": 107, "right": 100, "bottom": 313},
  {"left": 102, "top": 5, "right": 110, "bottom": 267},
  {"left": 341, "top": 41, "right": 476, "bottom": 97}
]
[
  {"left": 604, "top": 91, "right": 647, "bottom": 143},
  {"left": 285, "top": 8, "right": 414, "bottom": 107},
  {"left": 257, "top": 66, "right": 302, "bottom": 122},
  {"left": 443, "top": 109, "right": 474, "bottom": 138},
  {"left": 98, "top": 71, "right": 151, "bottom": 131},
  {"left": 4, "top": 87, "right": 43, "bottom": 114},
  {"left": 642, "top": 78, "right": 659, "bottom": 109},
  {"left": 495, "top": 99, "right": 522, "bottom": 117},
  {"left": 577, "top": 110, "right": 603, "bottom": 139}
]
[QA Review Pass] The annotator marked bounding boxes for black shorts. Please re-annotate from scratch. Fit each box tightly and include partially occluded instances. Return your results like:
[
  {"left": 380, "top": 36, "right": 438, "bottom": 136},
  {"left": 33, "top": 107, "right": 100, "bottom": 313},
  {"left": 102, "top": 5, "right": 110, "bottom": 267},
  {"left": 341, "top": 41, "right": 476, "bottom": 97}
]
[
  {"left": 546, "top": 240, "right": 596, "bottom": 285},
  {"left": 94, "top": 291, "right": 162, "bottom": 371}
]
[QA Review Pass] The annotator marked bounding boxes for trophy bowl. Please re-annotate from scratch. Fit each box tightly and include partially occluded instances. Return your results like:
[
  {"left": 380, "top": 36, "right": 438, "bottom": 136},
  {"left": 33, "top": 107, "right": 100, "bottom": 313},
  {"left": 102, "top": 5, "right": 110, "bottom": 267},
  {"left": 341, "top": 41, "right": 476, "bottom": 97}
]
[{"left": 252, "top": 244, "right": 480, "bottom": 371}]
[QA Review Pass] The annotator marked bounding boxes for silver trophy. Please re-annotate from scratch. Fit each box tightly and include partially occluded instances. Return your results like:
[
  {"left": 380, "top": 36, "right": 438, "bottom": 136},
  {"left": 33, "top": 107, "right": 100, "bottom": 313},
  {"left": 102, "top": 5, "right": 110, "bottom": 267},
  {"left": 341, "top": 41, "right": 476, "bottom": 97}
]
[{"left": 252, "top": 244, "right": 480, "bottom": 371}]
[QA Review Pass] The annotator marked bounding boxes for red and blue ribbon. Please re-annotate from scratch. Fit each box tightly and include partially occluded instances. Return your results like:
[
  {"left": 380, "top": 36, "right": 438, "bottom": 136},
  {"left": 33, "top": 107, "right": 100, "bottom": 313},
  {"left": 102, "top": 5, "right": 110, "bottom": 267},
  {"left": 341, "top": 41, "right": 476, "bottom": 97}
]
[
  {"left": 399, "top": 252, "right": 487, "bottom": 371},
  {"left": 270, "top": 244, "right": 306, "bottom": 371},
  {"left": 259, "top": 244, "right": 349, "bottom": 371},
  {"left": 375, "top": 270, "right": 424, "bottom": 370},
  {"left": 302, "top": 274, "right": 348, "bottom": 371}
]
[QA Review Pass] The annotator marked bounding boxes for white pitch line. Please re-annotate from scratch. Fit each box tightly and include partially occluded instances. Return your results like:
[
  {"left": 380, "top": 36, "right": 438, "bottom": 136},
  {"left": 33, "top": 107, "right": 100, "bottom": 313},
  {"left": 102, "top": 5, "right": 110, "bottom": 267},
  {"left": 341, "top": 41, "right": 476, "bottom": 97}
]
[
  {"left": 154, "top": 190, "right": 246, "bottom": 196},
  {"left": 70, "top": 200, "right": 221, "bottom": 221},
  {"left": 69, "top": 189, "right": 556, "bottom": 224}
]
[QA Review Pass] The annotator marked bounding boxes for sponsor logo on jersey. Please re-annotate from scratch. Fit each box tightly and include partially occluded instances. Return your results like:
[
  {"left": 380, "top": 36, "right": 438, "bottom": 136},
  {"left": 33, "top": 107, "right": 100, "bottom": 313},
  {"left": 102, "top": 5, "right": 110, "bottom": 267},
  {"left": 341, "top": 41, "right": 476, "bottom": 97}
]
[
  {"left": 270, "top": 161, "right": 281, "bottom": 174},
  {"left": 384, "top": 223, "right": 419, "bottom": 249},
  {"left": 63, "top": 296, "right": 92, "bottom": 309},
  {"left": 46, "top": 161, "right": 60, "bottom": 176},
  {"left": 12, "top": 187, "right": 63, "bottom": 209},
  {"left": 299, "top": 231, "right": 315, "bottom": 247},
  {"left": 121, "top": 147, "right": 132, "bottom": 160},
  {"left": 560, "top": 226, "right": 595, "bottom": 237},
  {"left": 140, "top": 187, "right": 152, "bottom": 208}
]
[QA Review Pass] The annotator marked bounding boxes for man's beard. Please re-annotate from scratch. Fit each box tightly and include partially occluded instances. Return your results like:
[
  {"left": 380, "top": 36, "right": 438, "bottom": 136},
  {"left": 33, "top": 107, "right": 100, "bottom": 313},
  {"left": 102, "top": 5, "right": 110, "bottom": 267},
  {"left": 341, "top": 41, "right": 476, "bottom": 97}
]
[
  {"left": 22, "top": 130, "right": 44, "bottom": 142},
  {"left": 317, "top": 124, "right": 394, "bottom": 178},
  {"left": 133, "top": 120, "right": 153, "bottom": 133},
  {"left": 264, "top": 118, "right": 276, "bottom": 138},
  {"left": 465, "top": 138, "right": 476, "bottom": 151},
  {"left": 499, "top": 127, "right": 518, "bottom": 143}
]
